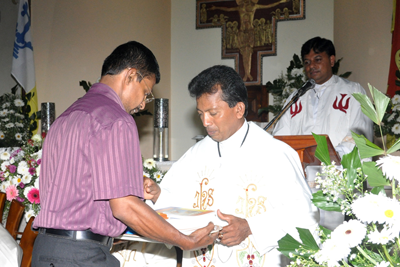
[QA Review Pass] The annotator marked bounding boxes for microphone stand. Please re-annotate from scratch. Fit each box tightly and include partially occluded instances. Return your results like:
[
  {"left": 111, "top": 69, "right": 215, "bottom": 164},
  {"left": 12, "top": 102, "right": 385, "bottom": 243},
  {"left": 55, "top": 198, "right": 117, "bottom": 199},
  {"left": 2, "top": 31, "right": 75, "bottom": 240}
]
[{"left": 264, "top": 80, "right": 315, "bottom": 132}]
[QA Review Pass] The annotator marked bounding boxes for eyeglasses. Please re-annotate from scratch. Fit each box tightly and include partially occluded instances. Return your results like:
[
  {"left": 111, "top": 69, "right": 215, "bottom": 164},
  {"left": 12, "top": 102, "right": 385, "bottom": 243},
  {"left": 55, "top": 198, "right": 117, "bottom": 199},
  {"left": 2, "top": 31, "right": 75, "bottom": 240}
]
[{"left": 137, "top": 72, "right": 155, "bottom": 104}]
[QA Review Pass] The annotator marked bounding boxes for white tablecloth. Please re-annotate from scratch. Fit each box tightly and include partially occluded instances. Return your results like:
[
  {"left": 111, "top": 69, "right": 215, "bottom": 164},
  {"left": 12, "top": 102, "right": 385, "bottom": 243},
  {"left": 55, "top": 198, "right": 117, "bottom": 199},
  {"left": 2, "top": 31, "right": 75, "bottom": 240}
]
[{"left": 0, "top": 224, "right": 22, "bottom": 267}]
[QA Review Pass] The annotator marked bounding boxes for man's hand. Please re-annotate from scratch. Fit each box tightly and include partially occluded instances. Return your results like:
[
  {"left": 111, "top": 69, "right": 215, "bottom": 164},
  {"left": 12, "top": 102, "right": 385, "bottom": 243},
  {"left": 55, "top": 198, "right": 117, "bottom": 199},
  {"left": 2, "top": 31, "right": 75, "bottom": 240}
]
[
  {"left": 143, "top": 177, "right": 161, "bottom": 203},
  {"left": 217, "top": 210, "right": 252, "bottom": 247},
  {"left": 182, "top": 222, "right": 219, "bottom": 251}
]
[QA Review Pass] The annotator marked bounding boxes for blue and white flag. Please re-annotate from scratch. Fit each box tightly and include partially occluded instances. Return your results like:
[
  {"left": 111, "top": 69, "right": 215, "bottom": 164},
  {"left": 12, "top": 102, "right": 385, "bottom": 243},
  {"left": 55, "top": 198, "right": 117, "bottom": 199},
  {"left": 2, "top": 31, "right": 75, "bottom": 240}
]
[{"left": 11, "top": 0, "right": 38, "bottom": 120}]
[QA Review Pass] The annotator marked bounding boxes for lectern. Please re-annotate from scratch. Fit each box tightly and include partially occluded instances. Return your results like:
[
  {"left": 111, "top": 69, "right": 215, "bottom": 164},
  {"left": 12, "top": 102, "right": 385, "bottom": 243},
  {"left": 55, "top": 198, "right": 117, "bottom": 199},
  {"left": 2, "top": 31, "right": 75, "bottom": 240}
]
[{"left": 273, "top": 135, "right": 341, "bottom": 172}]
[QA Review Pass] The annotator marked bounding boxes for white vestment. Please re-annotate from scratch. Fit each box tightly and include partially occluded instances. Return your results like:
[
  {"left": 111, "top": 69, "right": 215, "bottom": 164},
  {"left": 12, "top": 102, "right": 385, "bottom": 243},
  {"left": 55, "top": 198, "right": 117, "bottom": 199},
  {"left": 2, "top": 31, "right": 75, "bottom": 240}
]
[
  {"left": 153, "top": 121, "right": 319, "bottom": 267},
  {"left": 273, "top": 75, "right": 373, "bottom": 157}
]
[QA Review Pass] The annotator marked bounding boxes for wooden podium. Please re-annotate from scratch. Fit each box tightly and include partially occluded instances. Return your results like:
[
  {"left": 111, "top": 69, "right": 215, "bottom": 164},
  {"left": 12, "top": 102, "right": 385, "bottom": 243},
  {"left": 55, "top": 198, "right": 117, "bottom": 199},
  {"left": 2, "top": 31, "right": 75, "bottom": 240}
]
[{"left": 273, "top": 135, "right": 341, "bottom": 172}]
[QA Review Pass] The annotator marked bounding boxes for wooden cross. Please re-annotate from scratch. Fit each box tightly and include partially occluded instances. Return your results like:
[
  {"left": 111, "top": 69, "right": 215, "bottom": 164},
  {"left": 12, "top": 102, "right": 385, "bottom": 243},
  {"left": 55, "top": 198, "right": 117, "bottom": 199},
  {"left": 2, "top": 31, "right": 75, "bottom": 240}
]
[{"left": 196, "top": 0, "right": 305, "bottom": 86}]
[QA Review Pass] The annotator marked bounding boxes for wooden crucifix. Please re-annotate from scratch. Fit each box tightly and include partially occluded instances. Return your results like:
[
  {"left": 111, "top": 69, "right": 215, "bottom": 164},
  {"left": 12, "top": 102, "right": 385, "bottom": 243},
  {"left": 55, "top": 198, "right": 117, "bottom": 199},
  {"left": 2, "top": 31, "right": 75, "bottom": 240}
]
[{"left": 196, "top": 0, "right": 305, "bottom": 86}]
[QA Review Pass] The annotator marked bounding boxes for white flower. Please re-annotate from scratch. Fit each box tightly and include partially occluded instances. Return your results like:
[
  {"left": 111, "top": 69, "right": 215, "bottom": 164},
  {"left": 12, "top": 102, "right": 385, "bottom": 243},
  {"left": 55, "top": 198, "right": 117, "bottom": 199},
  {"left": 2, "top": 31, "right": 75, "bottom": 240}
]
[
  {"left": 330, "top": 219, "right": 366, "bottom": 248},
  {"left": 14, "top": 113, "right": 24, "bottom": 118},
  {"left": 14, "top": 99, "right": 24, "bottom": 107},
  {"left": 291, "top": 68, "right": 304, "bottom": 77},
  {"left": 2, "top": 103, "right": 10, "bottom": 108},
  {"left": 393, "top": 104, "right": 400, "bottom": 111},
  {"left": 12, "top": 175, "right": 23, "bottom": 185},
  {"left": 154, "top": 171, "right": 163, "bottom": 182},
  {"left": 375, "top": 197, "right": 400, "bottom": 225},
  {"left": 0, "top": 180, "right": 12, "bottom": 193},
  {"left": 21, "top": 174, "right": 32, "bottom": 184},
  {"left": 376, "top": 155, "right": 400, "bottom": 182},
  {"left": 375, "top": 261, "right": 390, "bottom": 267},
  {"left": 36, "top": 165, "right": 41, "bottom": 178},
  {"left": 351, "top": 194, "right": 384, "bottom": 223},
  {"left": 0, "top": 110, "right": 7, "bottom": 116},
  {"left": 17, "top": 161, "right": 30, "bottom": 175},
  {"left": 0, "top": 151, "right": 10, "bottom": 160},
  {"left": 2, "top": 118, "right": 9, "bottom": 122},
  {"left": 34, "top": 179, "right": 39, "bottom": 190},
  {"left": 143, "top": 171, "right": 150, "bottom": 179},
  {"left": 391, "top": 123, "right": 400, "bottom": 134},
  {"left": 1, "top": 161, "right": 9, "bottom": 171},
  {"left": 392, "top": 94, "right": 400, "bottom": 104},
  {"left": 388, "top": 113, "right": 396, "bottom": 122},
  {"left": 143, "top": 158, "right": 156, "bottom": 169},
  {"left": 5, "top": 123, "right": 14, "bottom": 128},
  {"left": 0, "top": 131, "right": 4, "bottom": 140},
  {"left": 368, "top": 227, "right": 396, "bottom": 245},
  {"left": 15, "top": 133, "right": 22, "bottom": 140},
  {"left": 314, "top": 238, "right": 350, "bottom": 267},
  {"left": 31, "top": 134, "right": 42, "bottom": 142},
  {"left": 15, "top": 122, "right": 24, "bottom": 127},
  {"left": 24, "top": 209, "right": 35, "bottom": 222},
  {"left": 8, "top": 110, "right": 15, "bottom": 114}
]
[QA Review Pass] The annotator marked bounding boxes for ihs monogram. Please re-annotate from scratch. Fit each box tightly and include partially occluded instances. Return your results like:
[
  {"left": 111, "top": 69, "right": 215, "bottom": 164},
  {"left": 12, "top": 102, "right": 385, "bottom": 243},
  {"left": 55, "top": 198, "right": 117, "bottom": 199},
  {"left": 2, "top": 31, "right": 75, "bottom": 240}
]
[
  {"left": 193, "top": 178, "right": 215, "bottom": 210},
  {"left": 236, "top": 184, "right": 266, "bottom": 218}
]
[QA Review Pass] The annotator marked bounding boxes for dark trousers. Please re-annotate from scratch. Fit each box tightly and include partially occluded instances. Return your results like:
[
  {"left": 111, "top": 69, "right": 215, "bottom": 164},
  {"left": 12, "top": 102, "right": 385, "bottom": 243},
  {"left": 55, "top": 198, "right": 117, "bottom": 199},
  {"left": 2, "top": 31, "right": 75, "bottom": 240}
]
[{"left": 32, "top": 233, "right": 119, "bottom": 267}]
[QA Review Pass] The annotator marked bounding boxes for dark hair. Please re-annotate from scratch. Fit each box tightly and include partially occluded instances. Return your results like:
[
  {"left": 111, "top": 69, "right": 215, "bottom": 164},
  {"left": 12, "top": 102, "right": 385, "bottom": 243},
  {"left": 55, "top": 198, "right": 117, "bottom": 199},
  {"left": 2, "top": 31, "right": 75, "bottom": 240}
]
[
  {"left": 188, "top": 65, "right": 248, "bottom": 116},
  {"left": 101, "top": 41, "right": 160, "bottom": 83},
  {"left": 301, "top": 37, "right": 336, "bottom": 60}
]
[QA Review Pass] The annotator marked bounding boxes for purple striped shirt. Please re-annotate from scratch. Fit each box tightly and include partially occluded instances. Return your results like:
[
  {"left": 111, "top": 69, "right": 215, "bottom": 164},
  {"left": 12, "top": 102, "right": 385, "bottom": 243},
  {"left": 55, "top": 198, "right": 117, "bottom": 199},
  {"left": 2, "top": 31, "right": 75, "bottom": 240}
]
[{"left": 33, "top": 83, "right": 144, "bottom": 237}]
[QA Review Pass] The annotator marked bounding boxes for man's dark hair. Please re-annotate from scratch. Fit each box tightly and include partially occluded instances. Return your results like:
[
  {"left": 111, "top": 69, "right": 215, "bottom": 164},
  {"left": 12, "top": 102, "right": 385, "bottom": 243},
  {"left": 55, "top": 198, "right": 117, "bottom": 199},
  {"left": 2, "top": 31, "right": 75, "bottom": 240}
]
[
  {"left": 188, "top": 65, "right": 248, "bottom": 116},
  {"left": 301, "top": 37, "right": 336, "bottom": 60},
  {"left": 101, "top": 41, "right": 160, "bottom": 83}
]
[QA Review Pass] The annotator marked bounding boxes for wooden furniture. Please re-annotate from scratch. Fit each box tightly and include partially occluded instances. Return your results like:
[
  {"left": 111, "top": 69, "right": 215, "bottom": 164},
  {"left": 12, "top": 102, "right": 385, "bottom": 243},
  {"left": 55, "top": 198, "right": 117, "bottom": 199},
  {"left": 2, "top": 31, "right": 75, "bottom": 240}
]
[
  {"left": 246, "top": 85, "right": 269, "bottom": 122},
  {"left": 0, "top": 192, "right": 5, "bottom": 222},
  {"left": 5, "top": 199, "right": 25, "bottom": 239},
  {"left": 19, "top": 216, "right": 38, "bottom": 267},
  {"left": 274, "top": 135, "right": 341, "bottom": 172}
]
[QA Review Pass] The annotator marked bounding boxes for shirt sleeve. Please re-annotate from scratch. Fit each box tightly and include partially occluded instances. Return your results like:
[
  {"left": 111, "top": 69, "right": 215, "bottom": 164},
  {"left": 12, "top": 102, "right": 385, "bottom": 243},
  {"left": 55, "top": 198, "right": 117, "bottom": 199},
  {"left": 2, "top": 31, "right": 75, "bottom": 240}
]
[{"left": 90, "top": 120, "right": 144, "bottom": 200}]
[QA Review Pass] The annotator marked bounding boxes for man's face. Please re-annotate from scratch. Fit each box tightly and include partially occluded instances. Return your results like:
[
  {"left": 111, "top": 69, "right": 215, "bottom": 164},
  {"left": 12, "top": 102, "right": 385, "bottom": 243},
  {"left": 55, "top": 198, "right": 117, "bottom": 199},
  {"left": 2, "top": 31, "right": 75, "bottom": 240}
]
[
  {"left": 122, "top": 71, "right": 156, "bottom": 115},
  {"left": 196, "top": 87, "right": 244, "bottom": 142},
  {"left": 303, "top": 50, "right": 335, "bottom": 85}
]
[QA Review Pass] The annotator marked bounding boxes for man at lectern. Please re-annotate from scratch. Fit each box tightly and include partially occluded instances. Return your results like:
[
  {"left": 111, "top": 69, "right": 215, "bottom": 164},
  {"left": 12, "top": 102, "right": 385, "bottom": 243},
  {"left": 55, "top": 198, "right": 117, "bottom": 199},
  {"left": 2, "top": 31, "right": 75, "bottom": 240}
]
[
  {"left": 145, "top": 65, "right": 319, "bottom": 267},
  {"left": 273, "top": 36, "right": 373, "bottom": 158}
]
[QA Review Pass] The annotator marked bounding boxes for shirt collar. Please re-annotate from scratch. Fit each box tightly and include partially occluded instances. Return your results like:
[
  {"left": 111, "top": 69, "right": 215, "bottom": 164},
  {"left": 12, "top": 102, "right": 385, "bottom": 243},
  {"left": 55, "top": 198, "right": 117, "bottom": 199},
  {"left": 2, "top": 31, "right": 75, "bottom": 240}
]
[
  {"left": 313, "top": 75, "right": 335, "bottom": 96},
  {"left": 218, "top": 119, "right": 248, "bottom": 155},
  {"left": 88, "top": 83, "right": 125, "bottom": 111}
]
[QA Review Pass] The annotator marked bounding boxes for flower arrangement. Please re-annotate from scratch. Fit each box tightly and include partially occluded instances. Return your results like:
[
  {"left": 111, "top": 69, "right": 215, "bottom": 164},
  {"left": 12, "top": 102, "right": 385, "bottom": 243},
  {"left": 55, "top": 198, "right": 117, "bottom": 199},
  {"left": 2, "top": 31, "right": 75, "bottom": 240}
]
[
  {"left": 259, "top": 54, "right": 351, "bottom": 116},
  {"left": 0, "top": 133, "right": 43, "bottom": 224},
  {"left": 142, "top": 158, "right": 166, "bottom": 184},
  {"left": 0, "top": 85, "right": 38, "bottom": 147},
  {"left": 375, "top": 90, "right": 400, "bottom": 142},
  {"left": 277, "top": 84, "right": 400, "bottom": 266}
]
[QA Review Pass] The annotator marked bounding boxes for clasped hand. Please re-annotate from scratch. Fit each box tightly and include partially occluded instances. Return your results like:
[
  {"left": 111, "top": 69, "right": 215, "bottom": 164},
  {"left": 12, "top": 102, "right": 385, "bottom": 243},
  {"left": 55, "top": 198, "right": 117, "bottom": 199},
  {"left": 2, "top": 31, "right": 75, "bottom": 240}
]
[
  {"left": 143, "top": 177, "right": 161, "bottom": 203},
  {"left": 216, "top": 210, "right": 252, "bottom": 247}
]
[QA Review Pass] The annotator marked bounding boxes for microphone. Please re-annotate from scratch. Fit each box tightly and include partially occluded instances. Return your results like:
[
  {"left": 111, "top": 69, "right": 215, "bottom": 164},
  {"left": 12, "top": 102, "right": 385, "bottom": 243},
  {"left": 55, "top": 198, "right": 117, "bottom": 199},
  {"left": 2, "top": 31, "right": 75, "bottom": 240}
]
[{"left": 296, "top": 79, "right": 316, "bottom": 97}]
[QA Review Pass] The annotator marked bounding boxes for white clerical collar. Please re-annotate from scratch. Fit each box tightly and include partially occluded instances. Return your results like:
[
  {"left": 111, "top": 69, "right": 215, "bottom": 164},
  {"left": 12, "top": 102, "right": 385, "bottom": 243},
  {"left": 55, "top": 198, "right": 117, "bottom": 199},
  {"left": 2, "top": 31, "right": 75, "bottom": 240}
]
[
  {"left": 313, "top": 75, "right": 335, "bottom": 97},
  {"left": 217, "top": 119, "right": 249, "bottom": 157}
]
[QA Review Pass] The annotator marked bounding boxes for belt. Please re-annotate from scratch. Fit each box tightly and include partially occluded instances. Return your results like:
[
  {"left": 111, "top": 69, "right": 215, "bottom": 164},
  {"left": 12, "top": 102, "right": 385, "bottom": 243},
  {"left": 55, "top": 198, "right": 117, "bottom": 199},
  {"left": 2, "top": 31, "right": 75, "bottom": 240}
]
[{"left": 39, "top": 228, "right": 113, "bottom": 247}]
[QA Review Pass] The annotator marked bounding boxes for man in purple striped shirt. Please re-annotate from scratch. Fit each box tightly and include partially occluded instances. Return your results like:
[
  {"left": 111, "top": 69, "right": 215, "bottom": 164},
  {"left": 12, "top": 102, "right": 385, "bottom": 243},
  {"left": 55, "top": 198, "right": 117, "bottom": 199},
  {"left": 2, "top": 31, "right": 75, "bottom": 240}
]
[{"left": 32, "top": 41, "right": 217, "bottom": 267}]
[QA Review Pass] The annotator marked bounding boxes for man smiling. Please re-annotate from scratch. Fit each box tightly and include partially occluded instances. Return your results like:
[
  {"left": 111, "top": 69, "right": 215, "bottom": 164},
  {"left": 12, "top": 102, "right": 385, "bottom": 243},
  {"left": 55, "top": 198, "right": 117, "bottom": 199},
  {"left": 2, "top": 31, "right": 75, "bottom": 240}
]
[{"left": 145, "top": 65, "right": 319, "bottom": 266}]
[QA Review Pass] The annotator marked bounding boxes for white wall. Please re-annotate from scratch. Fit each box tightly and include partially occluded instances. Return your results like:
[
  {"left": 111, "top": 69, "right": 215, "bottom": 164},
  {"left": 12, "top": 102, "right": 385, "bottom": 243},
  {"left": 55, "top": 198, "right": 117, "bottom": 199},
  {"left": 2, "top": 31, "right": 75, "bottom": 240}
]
[{"left": 170, "top": 0, "right": 334, "bottom": 159}]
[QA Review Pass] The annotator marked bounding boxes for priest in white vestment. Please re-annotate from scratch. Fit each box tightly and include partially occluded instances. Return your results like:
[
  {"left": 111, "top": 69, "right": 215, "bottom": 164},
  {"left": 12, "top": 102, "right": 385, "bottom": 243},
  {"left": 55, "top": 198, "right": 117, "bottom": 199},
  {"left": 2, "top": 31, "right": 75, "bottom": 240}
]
[
  {"left": 273, "top": 37, "right": 373, "bottom": 230},
  {"left": 145, "top": 65, "right": 319, "bottom": 267}
]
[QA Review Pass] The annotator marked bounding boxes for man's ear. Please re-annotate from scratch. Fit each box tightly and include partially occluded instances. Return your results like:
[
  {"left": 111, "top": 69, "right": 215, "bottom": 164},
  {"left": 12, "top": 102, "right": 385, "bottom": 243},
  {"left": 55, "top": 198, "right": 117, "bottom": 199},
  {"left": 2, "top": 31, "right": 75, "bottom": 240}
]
[
  {"left": 125, "top": 68, "right": 137, "bottom": 85},
  {"left": 329, "top": 55, "right": 336, "bottom": 68},
  {"left": 235, "top": 102, "right": 245, "bottom": 119}
]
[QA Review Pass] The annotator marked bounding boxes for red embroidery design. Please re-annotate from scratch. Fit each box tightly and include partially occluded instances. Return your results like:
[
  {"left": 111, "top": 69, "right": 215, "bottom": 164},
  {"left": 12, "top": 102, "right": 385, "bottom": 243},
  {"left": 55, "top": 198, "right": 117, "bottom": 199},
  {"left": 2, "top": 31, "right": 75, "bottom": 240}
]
[
  {"left": 333, "top": 94, "right": 350, "bottom": 113},
  {"left": 290, "top": 101, "right": 302, "bottom": 118}
]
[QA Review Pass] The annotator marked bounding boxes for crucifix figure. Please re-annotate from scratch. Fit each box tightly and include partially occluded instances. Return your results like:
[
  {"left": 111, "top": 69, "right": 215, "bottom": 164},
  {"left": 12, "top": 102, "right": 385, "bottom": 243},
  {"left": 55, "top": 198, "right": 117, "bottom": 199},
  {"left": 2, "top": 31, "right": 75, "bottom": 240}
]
[
  {"left": 209, "top": 0, "right": 288, "bottom": 81},
  {"left": 196, "top": 0, "right": 305, "bottom": 85}
]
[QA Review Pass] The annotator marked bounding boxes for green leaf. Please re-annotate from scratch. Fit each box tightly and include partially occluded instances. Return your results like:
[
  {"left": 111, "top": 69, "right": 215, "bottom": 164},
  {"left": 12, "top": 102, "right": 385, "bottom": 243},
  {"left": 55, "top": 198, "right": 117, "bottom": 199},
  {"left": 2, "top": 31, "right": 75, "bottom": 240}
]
[
  {"left": 352, "top": 131, "right": 384, "bottom": 158},
  {"left": 311, "top": 190, "right": 342, "bottom": 212},
  {"left": 362, "top": 161, "right": 390, "bottom": 187},
  {"left": 319, "top": 225, "right": 332, "bottom": 237},
  {"left": 341, "top": 146, "right": 361, "bottom": 189},
  {"left": 297, "top": 228, "right": 319, "bottom": 250},
  {"left": 352, "top": 92, "right": 378, "bottom": 124},
  {"left": 277, "top": 233, "right": 303, "bottom": 259},
  {"left": 368, "top": 84, "right": 391, "bottom": 124},
  {"left": 387, "top": 138, "right": 400, "bottom": 154},
  {"left": 312, "top": 133, "right": 331, "bottom": 165},
  {"left": 371, "top": 186, "right": 386, "bottom": 195}
]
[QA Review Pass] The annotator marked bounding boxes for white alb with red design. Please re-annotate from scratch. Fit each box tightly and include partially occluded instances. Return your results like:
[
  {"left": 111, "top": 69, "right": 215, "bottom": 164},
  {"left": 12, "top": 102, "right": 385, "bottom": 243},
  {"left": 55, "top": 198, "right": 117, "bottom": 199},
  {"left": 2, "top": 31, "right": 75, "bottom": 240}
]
[{"left": 273, "top": 75, "right": 373, "bottom": 150}]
